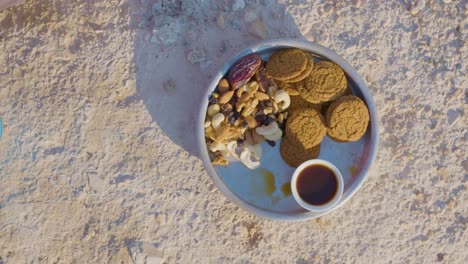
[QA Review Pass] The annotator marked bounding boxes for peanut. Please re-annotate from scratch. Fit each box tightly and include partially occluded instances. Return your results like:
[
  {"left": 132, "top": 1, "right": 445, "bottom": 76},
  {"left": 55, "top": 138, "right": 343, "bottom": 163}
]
[
  {"left": 219, "top": 90, "right": 234, "bottom": 104},
  {"left": 207, "top": 104, "right": 220, "bottom": 117}
]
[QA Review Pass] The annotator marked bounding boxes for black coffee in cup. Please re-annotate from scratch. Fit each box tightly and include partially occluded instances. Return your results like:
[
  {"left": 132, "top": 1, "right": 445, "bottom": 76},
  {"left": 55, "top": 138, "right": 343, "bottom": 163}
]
[{"left": 296, "top": 164, "right": 339, "bottom": 206}]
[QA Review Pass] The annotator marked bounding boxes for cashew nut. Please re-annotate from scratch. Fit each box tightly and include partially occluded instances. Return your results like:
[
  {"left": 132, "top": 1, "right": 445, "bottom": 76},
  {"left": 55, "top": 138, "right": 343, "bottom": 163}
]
[
  {"left": 240, "top": 150, "right": 260, "bottom": 169},
  {"left": 209, "top": 142, "right": 226, "bottom": 152},
  {"left": 247, "top": 81, "right": 259, "bottom": 96},
  {"left": 236, "top": 86, "right": 245, "bottom": 97},
  {"left": 207, "top": 104, "right": 220, "bottom": 117},
  {"left": 211, "top": 113, "right": 224, "bottom": 129},
  {"left": 227, "top": 141, "right": 240, "bottom": 160},
  {"left": 256, "top": 121, "right": 279, "bottom": 136},
  {"left": 273, "top": 89, "right": 290, "bottom": 110},
  {"left": 264, "top": 129, "right": 282, "bottom": 141},
  {"left": 244, "top": 144, "right": 262, "bottom": 160},
  {"left": 204, "top": 120, "right": 211, "bottom": 128}
]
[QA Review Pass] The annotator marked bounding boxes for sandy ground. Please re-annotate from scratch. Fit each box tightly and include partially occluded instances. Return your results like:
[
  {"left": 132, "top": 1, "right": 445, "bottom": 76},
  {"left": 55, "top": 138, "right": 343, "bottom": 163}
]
[{"left": 0, "top": 0, "right": 466, "bottom": 263}]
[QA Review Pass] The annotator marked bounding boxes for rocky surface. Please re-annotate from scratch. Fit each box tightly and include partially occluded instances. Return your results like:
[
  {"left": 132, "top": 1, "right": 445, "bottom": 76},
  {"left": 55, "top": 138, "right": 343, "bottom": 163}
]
[{"left": 0, "top": 0, "right": 466, "bottom": 263}]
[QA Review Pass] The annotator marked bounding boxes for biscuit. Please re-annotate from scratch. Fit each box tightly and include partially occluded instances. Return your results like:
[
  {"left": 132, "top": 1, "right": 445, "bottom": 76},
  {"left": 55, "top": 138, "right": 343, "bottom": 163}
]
[
  {"left": 282, "top": 54, "right": 314, "bottom": 83},
  {"left": 266, "top": 49, "right": 309, "bottom": 81},
  {"left": 280, "top": 136, "right": 321, "bottom": 168},
  {"left": 326, "top": 95, "right": 370, "bottom": 142},
  {"left": 285, "top": 108, "right": 326, "bottom": 149},
  {"left": 321, "top": 87, "right": 353, "bottom": 113},
  {"left": 288, "top": 96, "right": 322, "bottom": 114},
  {"left": 297, "top": 61, "right": 347, "bottom": 104},
  {"left": 277, "top": 80, "right": 300, "bottom": 96}
]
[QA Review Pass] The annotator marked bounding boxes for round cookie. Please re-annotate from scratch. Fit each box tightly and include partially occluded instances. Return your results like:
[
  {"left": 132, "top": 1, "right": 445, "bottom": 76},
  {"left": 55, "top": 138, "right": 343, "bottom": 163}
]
[
  {"left": 277, "top": 80, "right": 300, "bottom": 96},
  {"left": 280, "top": 136, "right": 321, "bottom": 168},
  {"left": 285, "top": 108, "right": 326, "bottom": 149},
  {"left": 282, "top": 54, "right": 314, "bottom": 83},
  {"left": 297, "top": 61, "right": 348, "bottom": 104},
  {"left": 326, "top": 95, "right": 370, "bottom": 142},
  {"left": 322, "top": 87, "right": 353, "bottom": 113},
  {"left": 288, "top": 96, "right": 322, "bottom": 114},
  {"left": 266, "top": 49, "right": 309, "bottom": 81}
]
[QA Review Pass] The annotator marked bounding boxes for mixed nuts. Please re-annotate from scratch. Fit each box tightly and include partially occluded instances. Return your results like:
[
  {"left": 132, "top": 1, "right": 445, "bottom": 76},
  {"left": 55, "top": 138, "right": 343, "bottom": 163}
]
[{"left": 205, "top": 53, "right": 290, "bottom": 169}]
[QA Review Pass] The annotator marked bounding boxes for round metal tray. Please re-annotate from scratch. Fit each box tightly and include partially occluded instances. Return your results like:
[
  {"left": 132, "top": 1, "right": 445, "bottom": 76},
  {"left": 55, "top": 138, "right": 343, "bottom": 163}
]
[{"left": 197, "top": 39, "right": 379, "bottom": 221}]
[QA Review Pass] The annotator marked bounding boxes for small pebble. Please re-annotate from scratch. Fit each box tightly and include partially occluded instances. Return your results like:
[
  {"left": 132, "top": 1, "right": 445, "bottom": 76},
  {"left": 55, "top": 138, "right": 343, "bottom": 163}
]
[
  {"left": 248, "top": 19, "right": 267, "bottom": 39},
  {"left": 232, "top": 0, "right": 245, "bottom": 11},
  {"left": 216, "top": 14, "right": 225, "bottom": 30},
  {"left": 409, "top": 0, "right": 426, "bottom": 16}
]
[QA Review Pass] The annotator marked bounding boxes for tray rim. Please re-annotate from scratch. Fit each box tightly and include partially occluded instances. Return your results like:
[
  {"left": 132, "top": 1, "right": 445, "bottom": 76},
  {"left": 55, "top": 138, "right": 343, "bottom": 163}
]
[{"left": 196, "top": 39, "right": 379, "bottom": 222}]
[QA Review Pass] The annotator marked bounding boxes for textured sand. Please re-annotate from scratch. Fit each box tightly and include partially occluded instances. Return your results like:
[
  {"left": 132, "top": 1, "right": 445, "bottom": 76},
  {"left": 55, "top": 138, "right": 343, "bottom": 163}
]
[{"left": 0, "top": 0, "right": 466, "bottom": 263}]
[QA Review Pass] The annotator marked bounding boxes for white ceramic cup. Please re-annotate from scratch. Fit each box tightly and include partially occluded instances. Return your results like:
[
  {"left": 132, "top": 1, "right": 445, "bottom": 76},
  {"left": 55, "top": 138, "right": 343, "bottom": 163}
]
[{"left": 291, "top": 159, "right": 344, "bottom": 212}]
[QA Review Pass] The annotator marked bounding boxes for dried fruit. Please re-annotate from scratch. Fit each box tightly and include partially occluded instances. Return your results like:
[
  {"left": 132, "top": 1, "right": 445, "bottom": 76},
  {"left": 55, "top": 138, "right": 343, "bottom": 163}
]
[
  {"left": 266, "top": 139, "right": 276, "bottom": 147},
  {"left": 209, "top": 94, "right": 219, "bottom": 104},
  {"left": 219, "top": 90, "right": 234, "bottom": 104},
  {"left": 228, "top": 112, "right": 241, "bottom": 124},
  {"left": 227, "top": 54, "right": 262, "bottom": 90},
  {"left": 255, "top": 112, "right": 267, "bottom": 124},
  {"left": 221, "top": 103, "right": 233, "bottom": 115},
  {"left": 264, "top": 116, "right": 275, "bottom": 125}
]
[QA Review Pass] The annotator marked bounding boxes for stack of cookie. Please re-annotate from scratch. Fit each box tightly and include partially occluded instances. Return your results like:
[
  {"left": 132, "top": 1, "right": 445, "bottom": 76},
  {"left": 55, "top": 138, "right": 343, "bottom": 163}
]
[{"left": 265, "top": 48, "right": 370, "bottom": 167}]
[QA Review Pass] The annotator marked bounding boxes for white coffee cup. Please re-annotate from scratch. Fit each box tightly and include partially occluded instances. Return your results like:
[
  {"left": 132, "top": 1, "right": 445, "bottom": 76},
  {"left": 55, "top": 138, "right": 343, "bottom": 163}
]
[{"left": 291, "top": 159, "right": 344, "bottom": 212}]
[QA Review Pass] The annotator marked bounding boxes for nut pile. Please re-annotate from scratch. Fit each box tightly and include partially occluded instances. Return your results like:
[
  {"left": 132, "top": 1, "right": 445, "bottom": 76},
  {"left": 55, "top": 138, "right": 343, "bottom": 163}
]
[{"left": 205, "top": 54, "right": 291, "bottom": 169}]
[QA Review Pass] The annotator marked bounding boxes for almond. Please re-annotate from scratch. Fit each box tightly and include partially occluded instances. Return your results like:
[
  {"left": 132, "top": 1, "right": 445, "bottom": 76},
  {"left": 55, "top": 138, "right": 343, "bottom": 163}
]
[
  {"left": 244, "top": 129, "right": 254, "bottom": 145},
  {"left": 251, "top": 129, "right": 265, "bottom": 144},
  {"left": 219, "top": 90, "right": 234, "bottom": 104},
  {"left": 218, "top": 79, "right": 230, "bottom": 94},
  {"left": 254, "top": 91, "right": 270, "bottom": 101}
]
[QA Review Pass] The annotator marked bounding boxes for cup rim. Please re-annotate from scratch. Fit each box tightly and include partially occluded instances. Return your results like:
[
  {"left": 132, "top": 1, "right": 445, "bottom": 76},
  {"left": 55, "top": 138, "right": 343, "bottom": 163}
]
[{"left": 291, "top": 159, "right": 344, "bottom": 212}]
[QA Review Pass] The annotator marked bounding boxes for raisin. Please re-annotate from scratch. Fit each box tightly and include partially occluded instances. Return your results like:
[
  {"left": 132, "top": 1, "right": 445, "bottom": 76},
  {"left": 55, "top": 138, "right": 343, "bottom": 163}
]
[
  {"left": 209, "top": 94, "right": 218, "bottom": 104},
  {"left": 266, "top": 140, "right": 276, "bottom": 147},
  {"left": 264, "top": 116, "right": 275, "bottom": 125}
]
